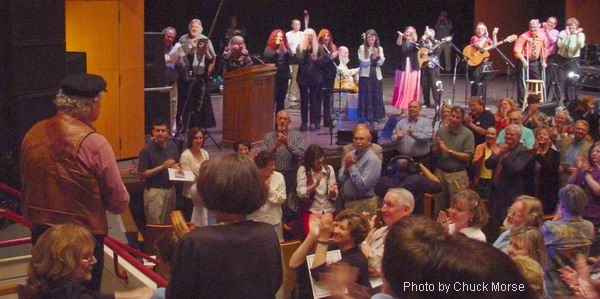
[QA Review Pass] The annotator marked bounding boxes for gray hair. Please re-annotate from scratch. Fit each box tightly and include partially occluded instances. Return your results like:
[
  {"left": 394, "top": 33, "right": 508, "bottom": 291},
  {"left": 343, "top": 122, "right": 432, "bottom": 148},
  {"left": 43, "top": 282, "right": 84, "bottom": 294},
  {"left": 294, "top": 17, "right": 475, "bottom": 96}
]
[
  {"left": 529, "top": 19, "right": 540, "bottom": 27},
  {"left": 559, "top": 184, "right": 588, "bottom": 216},
  {"left": 506, "top": 124, "right": 522, "bottom": 137},
  {"left": 162, "top": 26, "right": 176, "bottom": 35},
  {"left": 54, "top": 89, "right": 99, "bottom": 119},
  {"left": 387, "top": 188, "right": 415, "bottom": 214},
  {"left": 189, "top": 19, "right": 202, "bottom": 27}
]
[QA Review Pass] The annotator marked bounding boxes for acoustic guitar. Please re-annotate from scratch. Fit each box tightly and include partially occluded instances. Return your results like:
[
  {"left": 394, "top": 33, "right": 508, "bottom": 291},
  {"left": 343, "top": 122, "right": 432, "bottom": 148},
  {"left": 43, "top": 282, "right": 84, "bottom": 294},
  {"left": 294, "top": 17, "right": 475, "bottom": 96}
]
[
  {"left": 417, "top": 36, "right": 453, "bottom": 67},
  {"left": 462, "top": 34, "right": 517, "bottom": 67}
]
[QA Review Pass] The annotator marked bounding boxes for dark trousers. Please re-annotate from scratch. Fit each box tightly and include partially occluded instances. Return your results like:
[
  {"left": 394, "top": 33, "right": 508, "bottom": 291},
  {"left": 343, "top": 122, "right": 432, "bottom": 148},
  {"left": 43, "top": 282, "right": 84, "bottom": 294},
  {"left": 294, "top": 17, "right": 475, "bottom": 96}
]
[
  {"left": 299, "top": 83, "right": 322, "bottom": 126},
  {"left": 421, "top": 67, "right": 441, "bottom": 107},
  {"left": 517, "top": 59, "right": 542, "bottom": 106},
  {"left": 321, "top": 78, "right": 334, "bottom": 126},
  {"left": 469, "top": 64, "right": 484, "bottom": 97},
  {"left": 31, "top": 224, "right": 105, "bottom": 291},
  {"left": 275, "top": 77, "right": 289, "bottom": 113},
  {"left": 557, "top": 55, "right": 580, "bottom": 105}
]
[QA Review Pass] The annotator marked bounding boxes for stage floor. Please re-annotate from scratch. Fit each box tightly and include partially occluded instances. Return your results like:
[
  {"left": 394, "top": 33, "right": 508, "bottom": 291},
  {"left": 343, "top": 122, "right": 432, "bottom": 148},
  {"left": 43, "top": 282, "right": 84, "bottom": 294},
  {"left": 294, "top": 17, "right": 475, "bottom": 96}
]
[{"left": 197, "top": 73, "right": 599, "bottom": 156}]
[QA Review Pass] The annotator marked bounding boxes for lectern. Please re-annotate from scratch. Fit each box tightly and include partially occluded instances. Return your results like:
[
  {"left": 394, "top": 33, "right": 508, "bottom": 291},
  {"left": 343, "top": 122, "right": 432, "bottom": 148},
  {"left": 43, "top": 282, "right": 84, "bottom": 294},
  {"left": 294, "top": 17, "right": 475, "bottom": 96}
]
[{"left": 222, "top": 64, "right": 277, "bottom": 145}]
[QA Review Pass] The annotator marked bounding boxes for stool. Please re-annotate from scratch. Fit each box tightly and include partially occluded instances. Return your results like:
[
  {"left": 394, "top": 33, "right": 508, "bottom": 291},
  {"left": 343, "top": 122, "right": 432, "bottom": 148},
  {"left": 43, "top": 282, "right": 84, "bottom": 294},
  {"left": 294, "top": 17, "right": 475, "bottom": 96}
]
[{"left": 522, "top": 79, "right": 545, "bottom": 111}]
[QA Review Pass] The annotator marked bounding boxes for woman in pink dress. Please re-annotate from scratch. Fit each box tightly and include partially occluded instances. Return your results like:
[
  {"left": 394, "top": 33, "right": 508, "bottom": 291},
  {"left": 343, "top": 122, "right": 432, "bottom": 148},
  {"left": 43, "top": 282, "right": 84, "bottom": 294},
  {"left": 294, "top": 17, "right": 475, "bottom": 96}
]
[{"left": 391, "top": 26, "right": 421, "bottom": 114}]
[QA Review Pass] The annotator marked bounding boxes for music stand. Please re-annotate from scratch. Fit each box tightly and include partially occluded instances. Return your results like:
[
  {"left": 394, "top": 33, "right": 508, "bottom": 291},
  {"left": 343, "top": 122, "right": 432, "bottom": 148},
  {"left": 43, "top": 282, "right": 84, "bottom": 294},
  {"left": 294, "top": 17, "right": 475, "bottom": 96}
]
[
  {"left": 447, "top": 41, "right": 470, "bottom": 108},
  {"left": 492, "top": 46, "right": 516, "bottom": 98},
  {"left": 479, "top": 67, "right": 498, "bottom": 106}
]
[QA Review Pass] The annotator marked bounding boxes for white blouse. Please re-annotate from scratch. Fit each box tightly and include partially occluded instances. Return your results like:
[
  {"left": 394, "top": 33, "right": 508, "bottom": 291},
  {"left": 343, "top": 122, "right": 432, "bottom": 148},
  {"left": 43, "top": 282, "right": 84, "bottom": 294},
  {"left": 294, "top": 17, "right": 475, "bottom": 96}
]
[
  {"left": 296, "top": 165, "right": 337, "bottom": 213},
  {"left": 247, "top": 171, "right": 287, "bottom": 225}
]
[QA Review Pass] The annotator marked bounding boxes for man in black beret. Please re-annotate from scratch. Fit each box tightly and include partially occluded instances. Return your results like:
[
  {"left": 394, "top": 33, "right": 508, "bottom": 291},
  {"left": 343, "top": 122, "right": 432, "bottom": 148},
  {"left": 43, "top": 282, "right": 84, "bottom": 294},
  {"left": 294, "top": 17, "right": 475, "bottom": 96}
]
[{"left": 20, "top": 73, "right": 130, "bottom": 291}]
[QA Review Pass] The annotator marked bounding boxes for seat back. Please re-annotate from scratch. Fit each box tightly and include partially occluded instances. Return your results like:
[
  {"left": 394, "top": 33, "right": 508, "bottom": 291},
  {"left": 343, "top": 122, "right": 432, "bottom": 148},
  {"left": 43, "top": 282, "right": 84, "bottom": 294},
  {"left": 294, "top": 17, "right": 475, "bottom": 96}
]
[{"left": 280, "top": 240, "right": 302, "bottom": 298}]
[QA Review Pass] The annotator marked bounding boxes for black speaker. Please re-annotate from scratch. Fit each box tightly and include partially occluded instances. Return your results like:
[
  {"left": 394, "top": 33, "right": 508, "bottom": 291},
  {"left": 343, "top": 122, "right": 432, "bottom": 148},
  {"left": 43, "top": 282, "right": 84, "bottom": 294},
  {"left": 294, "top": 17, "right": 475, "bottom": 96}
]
[
  {"left": 145, "top": 32, "right": 168, "bottom": 88},
  {"left": 538, "top": 101, "right": 559, "bottom": 116},
  {"left": 336, "top": 122, "right": 378, "bottom": 145},
  {"left": 144, "top": 91, "right": 171, "bottom": 134},
  {"left": 65, "top": 51, "right": 87, "bottom": 75}
]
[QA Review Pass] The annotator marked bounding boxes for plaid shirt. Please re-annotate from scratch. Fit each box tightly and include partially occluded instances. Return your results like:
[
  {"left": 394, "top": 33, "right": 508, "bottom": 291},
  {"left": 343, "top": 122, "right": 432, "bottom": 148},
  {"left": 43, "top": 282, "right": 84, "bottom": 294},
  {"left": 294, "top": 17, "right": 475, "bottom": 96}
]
[{"left": 263, "top": 129, "right": 305, "bottom": 172}]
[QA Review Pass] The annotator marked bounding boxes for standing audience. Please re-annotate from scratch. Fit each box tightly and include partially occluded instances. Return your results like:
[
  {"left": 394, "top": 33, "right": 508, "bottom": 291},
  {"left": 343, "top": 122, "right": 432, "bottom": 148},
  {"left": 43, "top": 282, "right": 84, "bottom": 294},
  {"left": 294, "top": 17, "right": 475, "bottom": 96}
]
[{"left": 180, "top": 128, "right": 209, "bottom": 224}]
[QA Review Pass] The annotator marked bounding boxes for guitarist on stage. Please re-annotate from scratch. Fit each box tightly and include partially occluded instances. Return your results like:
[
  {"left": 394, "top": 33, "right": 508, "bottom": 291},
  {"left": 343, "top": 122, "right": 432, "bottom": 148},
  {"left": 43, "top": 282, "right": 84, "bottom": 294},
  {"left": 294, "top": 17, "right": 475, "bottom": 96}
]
[
  {"left": 514, "top": 19, "right": 548, "bottom": 106},
  {"left": 468, "top": 22, "right": 497, "bottom": 97},
  {"left": 420, "top": 27, "right": 442, "bottom": 108}
]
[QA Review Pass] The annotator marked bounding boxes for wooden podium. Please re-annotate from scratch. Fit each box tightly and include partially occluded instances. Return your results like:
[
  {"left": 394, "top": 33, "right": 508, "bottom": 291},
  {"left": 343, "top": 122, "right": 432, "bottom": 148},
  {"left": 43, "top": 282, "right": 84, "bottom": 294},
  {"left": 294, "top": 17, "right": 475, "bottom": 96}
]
[{"left": 223, "top": 64, "right": 277, "bottom": 145}]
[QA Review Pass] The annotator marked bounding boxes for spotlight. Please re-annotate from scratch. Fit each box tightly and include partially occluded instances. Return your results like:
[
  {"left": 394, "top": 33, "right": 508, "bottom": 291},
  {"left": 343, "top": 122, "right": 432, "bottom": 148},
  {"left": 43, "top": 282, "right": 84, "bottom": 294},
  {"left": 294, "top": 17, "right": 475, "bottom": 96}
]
[{"left": 568, "top": 72, "right": 580, "bottom": 80}]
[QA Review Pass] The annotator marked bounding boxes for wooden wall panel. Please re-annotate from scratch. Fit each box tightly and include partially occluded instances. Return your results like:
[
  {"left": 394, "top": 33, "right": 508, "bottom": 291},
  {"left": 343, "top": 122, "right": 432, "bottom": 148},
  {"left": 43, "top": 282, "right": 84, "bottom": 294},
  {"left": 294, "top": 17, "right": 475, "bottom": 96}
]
[
  {"left": 118, "top": 0, "right": 145, "bottom": 159},
  {"left": 65, "top": 0, "right": 144, "bottom": 159},
  {"left": 65, "top": 1, "right": 120, "bottom": 154},
  {"left": 474, "top": 0, "right": 539, "bottom": 75},
  {"left": 566, "top": 0, "right": 600, "bottom": 44}
]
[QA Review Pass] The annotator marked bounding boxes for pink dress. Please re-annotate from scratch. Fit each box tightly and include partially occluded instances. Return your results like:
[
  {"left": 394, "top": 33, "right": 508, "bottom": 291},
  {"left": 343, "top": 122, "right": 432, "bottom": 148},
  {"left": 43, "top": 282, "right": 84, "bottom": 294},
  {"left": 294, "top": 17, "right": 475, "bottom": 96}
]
[{"left": 391, "top": 57, "right": 421, "bottom": 109}]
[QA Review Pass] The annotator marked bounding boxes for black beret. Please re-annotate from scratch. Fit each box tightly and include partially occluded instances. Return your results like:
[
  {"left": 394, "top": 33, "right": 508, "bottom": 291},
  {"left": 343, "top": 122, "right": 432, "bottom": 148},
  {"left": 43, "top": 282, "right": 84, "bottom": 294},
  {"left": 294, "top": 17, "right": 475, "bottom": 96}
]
[{"left": 60, "top": 73, "right": 107, "bottom": 97}]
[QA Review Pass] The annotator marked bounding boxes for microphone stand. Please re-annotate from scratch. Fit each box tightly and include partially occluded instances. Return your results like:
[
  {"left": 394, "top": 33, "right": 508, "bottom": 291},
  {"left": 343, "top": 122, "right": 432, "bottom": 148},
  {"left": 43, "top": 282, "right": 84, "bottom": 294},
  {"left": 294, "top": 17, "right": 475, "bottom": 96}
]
[
  {"left": 493, "top": 47, "right": 515, "bottom": 98},
  {"left": 448, "top": 41, "right": 470, "bottom": 108},
  {"left": 319, "top": 46, "right": 342, "bottom": 146}
]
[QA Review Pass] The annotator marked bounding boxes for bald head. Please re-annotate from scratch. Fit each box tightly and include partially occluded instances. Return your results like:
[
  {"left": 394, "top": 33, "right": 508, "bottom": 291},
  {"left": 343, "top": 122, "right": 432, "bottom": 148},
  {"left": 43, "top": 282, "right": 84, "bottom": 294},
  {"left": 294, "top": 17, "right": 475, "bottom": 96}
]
[{"left": 353, "top": 125, "right": 372, "bottom": 153}]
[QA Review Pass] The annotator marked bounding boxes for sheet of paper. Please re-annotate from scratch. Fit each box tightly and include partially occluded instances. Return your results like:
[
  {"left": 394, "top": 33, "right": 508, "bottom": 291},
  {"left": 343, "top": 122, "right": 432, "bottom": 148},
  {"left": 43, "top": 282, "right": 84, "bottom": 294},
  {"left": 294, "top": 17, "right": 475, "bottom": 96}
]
[
  {"left": 168, "top": 168, "right": 194, "bottom": 182},
  {"left": 306, "top": 249, "right": 343, "bottom": 299}
]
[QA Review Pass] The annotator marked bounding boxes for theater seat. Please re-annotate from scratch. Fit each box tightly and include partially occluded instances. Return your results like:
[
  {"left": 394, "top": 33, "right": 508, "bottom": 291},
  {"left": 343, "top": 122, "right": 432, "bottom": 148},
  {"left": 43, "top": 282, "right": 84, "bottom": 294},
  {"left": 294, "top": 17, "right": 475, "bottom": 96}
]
[{"left": 279, "top": 240, "right": 301, "bottom": 298}]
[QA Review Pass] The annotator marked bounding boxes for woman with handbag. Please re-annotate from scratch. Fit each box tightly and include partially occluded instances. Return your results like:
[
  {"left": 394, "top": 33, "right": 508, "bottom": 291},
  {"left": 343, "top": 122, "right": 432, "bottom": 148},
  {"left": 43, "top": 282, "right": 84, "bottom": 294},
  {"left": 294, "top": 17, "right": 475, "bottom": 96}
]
[{"left": 296, "top": 144, "right": 338, "bottom": 236}]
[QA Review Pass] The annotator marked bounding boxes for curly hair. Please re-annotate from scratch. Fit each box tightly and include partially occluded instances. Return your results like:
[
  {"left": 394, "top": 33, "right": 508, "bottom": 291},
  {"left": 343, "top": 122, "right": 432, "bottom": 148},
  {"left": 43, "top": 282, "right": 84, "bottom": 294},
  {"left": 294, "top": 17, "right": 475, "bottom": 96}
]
[
  {"left": 22, "top": 223, "right": 95, "bottom": 298},
  {"left": 266, "top": 29, "right": 288, "bottom": 50},
  {"left": 54, "top": 89, "right": 99, "bottom": 120},
  {"left": 335, "top": 209, "right": 370, "bottom": 244}
]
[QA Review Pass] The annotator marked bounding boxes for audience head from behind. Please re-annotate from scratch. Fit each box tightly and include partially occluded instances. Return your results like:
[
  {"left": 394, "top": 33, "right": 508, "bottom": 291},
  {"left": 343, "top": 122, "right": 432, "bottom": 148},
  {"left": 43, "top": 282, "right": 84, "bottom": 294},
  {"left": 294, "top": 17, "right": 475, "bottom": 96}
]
[
  {"left": 508, "top": 227, "right": 547, "bottom": 267},
  {"left": 22, "top": 223, "right": 96, "bottom": 298},
  {"left": 558, "top": 184, "right": 588, "bottom": 218},
  {"left": 55, "top": 73, "right": 107, "bottom": 123},
  {"left": 382, "top": 188, "right": 414, "bottom": 226},
  {"left": 331, "top": 210, "right": 370, "bottom": 247},
  {"left": 381, "top": 216, "right": 447, "bottom": 298},
  {"left": 384, "top": 217, "right": 538, "bottom": 298},
  {"left": 196, "top": 153, "right": 267, "bottom": 216},
  {"left": 232, "top": 139, "right": 252, "bottom": 157},
  {"left": 504, "top": 195, "right": 544, "bottom": 231},
  {"left": 511, "top": 255, "right": 544, "bottom": 298}
]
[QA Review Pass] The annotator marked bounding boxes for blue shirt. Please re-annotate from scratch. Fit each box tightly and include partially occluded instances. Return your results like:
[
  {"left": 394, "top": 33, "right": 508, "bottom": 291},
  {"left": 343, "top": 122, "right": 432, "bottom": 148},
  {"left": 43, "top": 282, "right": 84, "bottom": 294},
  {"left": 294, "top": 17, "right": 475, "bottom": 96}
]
[
  {"left": 492, "top": 229, "right": 512, "bottom": 253},
  {"left": 339, "top": 148, "right": 382, "bottom": 199},
  {"left": 391, "top": 116, "right": 432, "bottom": 158},
  {"left": 496, "top": 125, "right": 535, "bottom": 149}
]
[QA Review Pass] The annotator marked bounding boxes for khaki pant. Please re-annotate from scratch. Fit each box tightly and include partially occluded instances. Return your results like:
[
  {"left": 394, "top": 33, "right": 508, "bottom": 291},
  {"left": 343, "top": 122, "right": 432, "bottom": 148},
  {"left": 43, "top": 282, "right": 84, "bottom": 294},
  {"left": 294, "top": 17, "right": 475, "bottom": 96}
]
[
  {"left": 144, "top": 187, "right": 176, "bottom": 224},
  {"left": 433, "top": 169, "right": 469, "bottom": 217},
  {"left": 288, "top": 65, "right": 300, "bottom": 101},
  {"left": 344, "top": 195, "right": 379, "bottom": 215}
]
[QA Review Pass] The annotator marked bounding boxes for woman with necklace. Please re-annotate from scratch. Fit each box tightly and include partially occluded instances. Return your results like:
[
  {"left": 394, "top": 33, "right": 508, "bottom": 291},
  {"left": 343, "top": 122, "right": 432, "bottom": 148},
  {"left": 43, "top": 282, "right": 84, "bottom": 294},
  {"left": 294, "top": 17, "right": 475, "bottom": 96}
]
[
  {"left": 167, "top": 154, "right": 282, "bottom": 298},
  {"left": 180, "top": 128, "right": 209, "bottom": 225}
]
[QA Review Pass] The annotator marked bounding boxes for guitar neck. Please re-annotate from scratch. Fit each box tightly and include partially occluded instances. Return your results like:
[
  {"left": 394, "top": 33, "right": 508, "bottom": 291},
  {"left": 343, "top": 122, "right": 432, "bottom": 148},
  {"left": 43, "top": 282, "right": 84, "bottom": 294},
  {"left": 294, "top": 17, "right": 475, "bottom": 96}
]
[{"left": 484, "top": 40, "right": 505, "bottom": 52}]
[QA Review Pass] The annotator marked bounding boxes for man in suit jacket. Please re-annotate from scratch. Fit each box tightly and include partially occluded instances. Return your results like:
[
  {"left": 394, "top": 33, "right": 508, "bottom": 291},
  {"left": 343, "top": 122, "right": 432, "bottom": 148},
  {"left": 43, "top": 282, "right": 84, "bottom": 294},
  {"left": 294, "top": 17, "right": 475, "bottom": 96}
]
[{"left": 486, "top": 124, "right": 534, "bottom": 240}]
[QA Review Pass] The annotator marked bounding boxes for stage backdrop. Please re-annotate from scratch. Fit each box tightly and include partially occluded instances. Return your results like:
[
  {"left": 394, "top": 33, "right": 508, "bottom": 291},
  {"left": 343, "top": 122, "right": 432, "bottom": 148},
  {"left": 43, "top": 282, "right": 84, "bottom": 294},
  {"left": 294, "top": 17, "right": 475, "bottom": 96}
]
[{"left": 145, "top": 0, "right": 475, "bottom": 76}]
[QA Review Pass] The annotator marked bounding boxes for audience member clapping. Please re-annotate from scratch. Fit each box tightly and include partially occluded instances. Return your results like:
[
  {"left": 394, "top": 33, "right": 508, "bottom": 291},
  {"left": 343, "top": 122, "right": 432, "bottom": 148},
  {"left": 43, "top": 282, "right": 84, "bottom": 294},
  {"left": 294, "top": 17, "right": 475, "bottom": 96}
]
[
  {"left": 527, "top": 126, "right": 560, "bottom": 214},
  {"left": 437, "top": 189, "right": 489, "bottom": 242},
  {"left": 493, "top": 196, "right": 544, "bottom": 253},
  {"left": 542, "top": 184, "right": 595, "bottom": 298},
  {"left": 495, "top": 97, "right": 517, "bottom": 131}
]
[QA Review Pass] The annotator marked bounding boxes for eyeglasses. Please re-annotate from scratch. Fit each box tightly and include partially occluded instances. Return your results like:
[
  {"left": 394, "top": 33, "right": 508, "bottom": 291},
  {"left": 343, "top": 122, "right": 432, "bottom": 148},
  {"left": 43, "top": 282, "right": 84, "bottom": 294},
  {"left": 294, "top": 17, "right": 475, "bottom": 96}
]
[{"left": 81, "top": 254, "right": 96, "bottom": 264}]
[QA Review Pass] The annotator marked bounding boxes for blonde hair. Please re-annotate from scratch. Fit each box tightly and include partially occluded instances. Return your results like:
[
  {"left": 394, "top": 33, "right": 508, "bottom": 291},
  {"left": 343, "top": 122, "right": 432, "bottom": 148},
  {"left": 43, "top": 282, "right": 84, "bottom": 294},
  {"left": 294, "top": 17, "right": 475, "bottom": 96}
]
[
  {"left": 22, "top": 223, "right": 96, "bottom": 298},
  {"left": 300, "top": 28, "right": 319, "bottom": 57},
  {"left": 496, "top": 97, "right": 517, "bottom": 118},
  {"left": 510, "top": 227, "right": 547, "bottom": 266},
  {"left": 512, "top": 255, "right": 544, "bottom": 297},
  {"left": 451, "top": 190, "right": 489, "bottom": 228}
]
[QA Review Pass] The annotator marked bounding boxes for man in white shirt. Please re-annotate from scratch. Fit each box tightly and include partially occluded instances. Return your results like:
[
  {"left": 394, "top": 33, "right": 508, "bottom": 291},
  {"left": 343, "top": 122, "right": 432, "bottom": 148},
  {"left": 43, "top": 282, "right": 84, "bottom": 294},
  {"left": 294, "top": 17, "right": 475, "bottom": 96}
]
[
  {"left": 361, "top": 188, "right": 414, "bottom": 276},
  {"left": 286, "top": 19, "right": 303, "bottom": 103}
]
